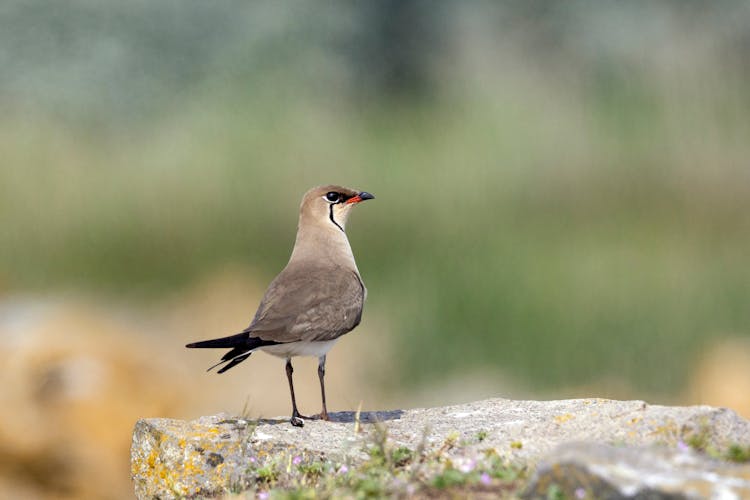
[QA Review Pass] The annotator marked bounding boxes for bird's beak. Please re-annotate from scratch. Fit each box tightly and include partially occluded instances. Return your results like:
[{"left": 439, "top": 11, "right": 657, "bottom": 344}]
[{"left": 345, "top": 191, "right": 375, "bottom": 204}]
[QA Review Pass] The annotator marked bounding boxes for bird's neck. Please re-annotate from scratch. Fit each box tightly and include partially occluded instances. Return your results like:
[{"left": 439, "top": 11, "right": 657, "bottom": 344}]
[{"left": 289, "top": 224, "right": 359, "bottom": 271}]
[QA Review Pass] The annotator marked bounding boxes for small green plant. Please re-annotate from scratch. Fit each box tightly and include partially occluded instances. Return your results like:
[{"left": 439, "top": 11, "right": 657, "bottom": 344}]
[
  {"left": 364, "top": 424, "right": 389, "bottom": 468},
  {"left": 364, "top": 444, "right": 386, "bottom": 470},
  {"left": 256, "top": 465, "right": 279, "bottom": 485},
  {"left": 684, "top": 423, "right": 712, "bottom": 452},
  {"left": 435, "top": 432, "right": 459, "bottom": 458},
  {"left": 476, "top": 430, "right": 488, "bottom": 442},
  {"left": 226, "top": 481, "right": 246, "bottom": 495},
  {"left": 391, "top": 446, "right": 413, "bottom": 467},
  {"left": 349, "top": 475, "right": 385, "bottom": 497},
  {"left": 298, "top": 461, "right": 326, "bottom": 480},
  {"left": 725, "top": 444, "right": 750, "bottom": 463},
  {"left": 432, "top": 467, "right": 467, "bottom": 489},
  {"left": 283, "top": 487, "right": 317, "bottom": 500},
  {"left": 546, "top": 484, "right": 566, "bottom": 500},
  {"left": 489, "top": 461, "right": 522, "bottom": 481}
]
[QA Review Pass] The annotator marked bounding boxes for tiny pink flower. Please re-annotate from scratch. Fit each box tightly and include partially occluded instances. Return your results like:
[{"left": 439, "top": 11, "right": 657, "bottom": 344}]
[
  {"left": 575, "top": 487, "right": 586, "bottom": 499},
  {"left": 338, "top": 465, "right": 349, "bottom": 474},
  {"left": 292, "top": 456, "right": 302, "bottom": 465},
  {"left": 677, "top": 440, "right": 690, "bottom": 453},
  {"left": 480, "top": 472, "right": 491, "bottom": 485},
  {"left": 458, "top": 459, "right": 476, "bottom": 473},
  {"left": 258, "top": 492, "right": 269, "bottom": 500}
]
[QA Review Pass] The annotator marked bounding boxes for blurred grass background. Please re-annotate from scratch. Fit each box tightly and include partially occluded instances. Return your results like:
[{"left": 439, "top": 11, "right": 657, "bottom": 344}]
[{"left": 1, "top": 1, "right": 750, "bottom": 497}]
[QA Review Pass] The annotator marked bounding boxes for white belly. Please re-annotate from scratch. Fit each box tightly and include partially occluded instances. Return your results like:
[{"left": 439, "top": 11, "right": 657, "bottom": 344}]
[{"left": 259, "top": 339, "right": 339, "bottom": 358}]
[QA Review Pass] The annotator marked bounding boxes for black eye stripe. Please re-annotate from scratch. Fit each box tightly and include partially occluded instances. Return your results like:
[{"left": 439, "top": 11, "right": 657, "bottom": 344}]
[{"left": 328, "top": 203, "right": 344, "bottom": 232}]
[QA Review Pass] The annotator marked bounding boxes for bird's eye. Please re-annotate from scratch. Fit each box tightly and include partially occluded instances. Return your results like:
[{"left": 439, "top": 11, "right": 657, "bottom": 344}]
[{"left": 324, "top": 192, "right": 341, "bottom": 203}]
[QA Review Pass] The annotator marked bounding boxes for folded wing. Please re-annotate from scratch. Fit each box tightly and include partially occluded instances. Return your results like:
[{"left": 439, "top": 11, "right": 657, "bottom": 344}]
[{"left": 246, "top": 263, "right": 365, "bottom": 343}]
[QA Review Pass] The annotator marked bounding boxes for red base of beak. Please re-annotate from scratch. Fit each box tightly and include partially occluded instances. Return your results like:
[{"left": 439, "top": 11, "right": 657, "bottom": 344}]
[{"left": 345, "top": 191, "right": 374, "bottom": 204}]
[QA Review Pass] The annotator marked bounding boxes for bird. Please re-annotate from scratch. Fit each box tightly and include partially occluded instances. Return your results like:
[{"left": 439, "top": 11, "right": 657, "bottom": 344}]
[{"left": 186, "top": 185, "right": 374, "bottom": 427}]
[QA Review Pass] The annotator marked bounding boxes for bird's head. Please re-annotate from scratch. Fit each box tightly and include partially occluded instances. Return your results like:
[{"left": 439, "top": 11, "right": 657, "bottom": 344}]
[{"left": 299, "top": 185, "right": 375, "bottom": 233}]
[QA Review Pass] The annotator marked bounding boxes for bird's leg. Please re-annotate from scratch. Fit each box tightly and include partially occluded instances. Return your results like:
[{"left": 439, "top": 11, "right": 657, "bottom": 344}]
[
  {"left": 317, "top": 355, "right": 330, "bottom": 421},
  {"left": 285, "top": 358, "right": 304, "bottom": 427}
]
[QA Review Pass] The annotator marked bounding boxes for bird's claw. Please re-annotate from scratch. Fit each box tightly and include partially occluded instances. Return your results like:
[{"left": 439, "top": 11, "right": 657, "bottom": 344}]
[
  {"left": 292, "top": 412, "right": 330, "bottom": 423},
  {"left": 304, "top": 412, "right": 330, "bottom": 421}
]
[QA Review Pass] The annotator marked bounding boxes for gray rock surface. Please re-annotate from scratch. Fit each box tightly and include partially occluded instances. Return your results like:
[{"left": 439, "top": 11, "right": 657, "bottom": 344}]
[
  {"left": 524, "top": 442, "right": 750, "bottom": 499},
  {"left": 130, "top": 398, "right": 750, "bottom": 499}
]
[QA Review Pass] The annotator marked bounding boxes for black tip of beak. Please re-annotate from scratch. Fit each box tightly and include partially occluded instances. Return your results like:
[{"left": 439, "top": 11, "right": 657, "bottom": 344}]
[{"left": 359, "top": 191, "right": 375, "bottom": 201}]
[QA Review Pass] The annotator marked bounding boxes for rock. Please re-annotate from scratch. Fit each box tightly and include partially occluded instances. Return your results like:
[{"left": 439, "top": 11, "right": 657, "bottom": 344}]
[
  {"left": 130, "top": 398, "right": 750, "bottom": 499},
  {"left": 523, "top": 442, "right": 750, "bottom": 499},
  {"left": 0, "top": 299, "right": 189, "bottom": 499}
]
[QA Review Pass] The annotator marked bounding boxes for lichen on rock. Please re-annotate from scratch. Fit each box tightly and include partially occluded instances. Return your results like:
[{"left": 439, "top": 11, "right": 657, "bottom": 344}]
[{"left": 130, "top": 398, "right": 750, "bottom": 499}]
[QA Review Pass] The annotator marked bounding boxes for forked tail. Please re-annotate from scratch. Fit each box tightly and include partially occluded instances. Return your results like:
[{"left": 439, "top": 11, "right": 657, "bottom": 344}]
[
  {"left": 186, "top": 332, "right": 280, "bottom": 373},
  {"left": 185, "top": 331, "right": 250, "bottom": 349}
]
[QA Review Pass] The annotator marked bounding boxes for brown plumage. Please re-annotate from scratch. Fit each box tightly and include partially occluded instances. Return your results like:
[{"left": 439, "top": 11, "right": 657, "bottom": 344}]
[{"left": 186, "top": 185, "right": 374, "bottom": 426}]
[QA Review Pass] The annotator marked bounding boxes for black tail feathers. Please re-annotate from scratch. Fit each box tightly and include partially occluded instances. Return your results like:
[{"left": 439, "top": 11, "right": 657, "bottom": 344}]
[
  {"left": 186, "top": 332, "right": 281, "bottom": 374},
  {"left": 185, "top": 331, "right": 250, "bottom": 349},
  {"left": 216, "top": 352, "right": 253, "bottom": 373}
]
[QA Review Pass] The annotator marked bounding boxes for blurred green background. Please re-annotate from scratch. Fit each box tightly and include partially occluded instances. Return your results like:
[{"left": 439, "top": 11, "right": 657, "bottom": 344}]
[{"left": 1, "top": 1, "right": 750, "bottom": 497}]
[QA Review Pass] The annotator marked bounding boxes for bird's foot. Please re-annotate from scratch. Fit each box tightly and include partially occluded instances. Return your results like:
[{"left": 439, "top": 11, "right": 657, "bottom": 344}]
[
  {"left": 301, "top": 412, "right": 330, "bottom": 421},
  {"left": 291, "top": 411, "right": 329, "bottom": 424},
  {"left": 291, "top": 408, "right": 311, "bottom": 426}
]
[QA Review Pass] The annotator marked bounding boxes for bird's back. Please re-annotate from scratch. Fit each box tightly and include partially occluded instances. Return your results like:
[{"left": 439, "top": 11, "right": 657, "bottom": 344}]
[{"left": 246, "top": 260, "right": 365, "bottom": 343}]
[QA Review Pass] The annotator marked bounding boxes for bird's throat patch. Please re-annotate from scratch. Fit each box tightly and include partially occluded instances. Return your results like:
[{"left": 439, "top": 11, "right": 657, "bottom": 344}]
[{"left": 329, "top": 203, "right": 344, "bottom": 232}]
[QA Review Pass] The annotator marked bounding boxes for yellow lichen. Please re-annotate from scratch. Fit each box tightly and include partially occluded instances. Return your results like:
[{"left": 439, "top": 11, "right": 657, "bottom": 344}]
[
  {"left": 147, "top": 448, "right": 159, "bottom": 469},
  {"left": 554, "top": 413, "right": 575, "bottom": 424},
  {"left": 651, "top": 422, "right": 679, "bottom": 437}
]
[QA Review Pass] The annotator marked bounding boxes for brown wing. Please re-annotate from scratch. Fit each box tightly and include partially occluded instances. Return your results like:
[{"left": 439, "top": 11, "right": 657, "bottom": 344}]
[{"left": 244, "top": 263, "right": 365, "bottom": 343}]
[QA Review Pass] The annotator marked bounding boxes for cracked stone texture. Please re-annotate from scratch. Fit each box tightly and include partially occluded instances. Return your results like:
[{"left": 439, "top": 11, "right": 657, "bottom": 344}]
[
  {"left": 523, "top": 442, "right": 750, "bottom": 499},
  {"left": 130, "top": 398, "right": 750, "bottom": 499}
]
